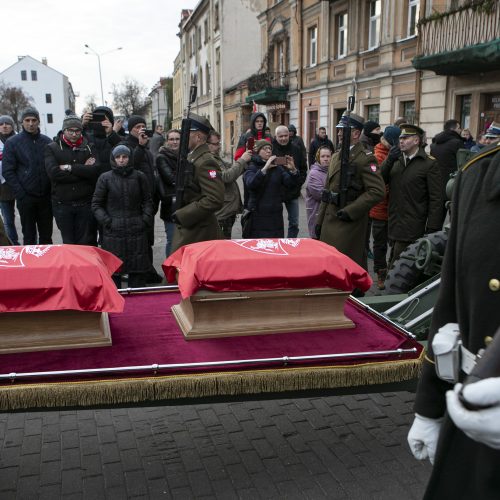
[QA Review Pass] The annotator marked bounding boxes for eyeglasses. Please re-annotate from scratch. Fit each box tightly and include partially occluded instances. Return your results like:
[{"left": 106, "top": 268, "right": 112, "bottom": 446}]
[
  {"left": 66, "top": 129, "right": 82, "bottom": 135},
  {"left": 0, "top": 122, "right": 11, "bottom": 126},
  {"left": 207, "top": 142, "right": 221, "bottom": 146},
  {"left": 167, "top": 137, "right": 180, "bottom": 141}
]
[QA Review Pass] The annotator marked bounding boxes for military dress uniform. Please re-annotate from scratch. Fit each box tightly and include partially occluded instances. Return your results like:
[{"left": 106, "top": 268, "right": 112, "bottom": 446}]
[
  {"left": 170, "top": 120, "right": 224, "bottom": 254},
  {"left": 381, "top": 124, "right": 443, "bottom": 264},
  {"left": 317, "top": 139, "right": 385, "bottom": 269},
  {"left": 414, "top": 143, "right": 500, "bottom": 499}
]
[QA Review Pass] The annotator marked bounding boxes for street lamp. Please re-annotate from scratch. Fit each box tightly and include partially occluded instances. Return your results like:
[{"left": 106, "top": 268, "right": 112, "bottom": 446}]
[{"left": 84, "top": 44, "right": 123, "bottom": 105}]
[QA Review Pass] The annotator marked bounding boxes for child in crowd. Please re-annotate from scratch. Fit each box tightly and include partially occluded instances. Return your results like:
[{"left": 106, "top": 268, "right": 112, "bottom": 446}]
[{"left": 92, "top": 145, "right": 154, "bottom": 288}]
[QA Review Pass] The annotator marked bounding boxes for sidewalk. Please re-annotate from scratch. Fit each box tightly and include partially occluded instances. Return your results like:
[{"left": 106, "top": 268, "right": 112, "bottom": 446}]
[{"left": 0, "top": 391, "right": 431, "bottom": 499}]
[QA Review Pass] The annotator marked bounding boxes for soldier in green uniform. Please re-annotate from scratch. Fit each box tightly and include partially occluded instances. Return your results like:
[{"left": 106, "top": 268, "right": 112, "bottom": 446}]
[
  {"left": 170, "top": 114, "right": 224, "bottom": 254},
  {"left": 381, "top": 124, "right": 443, "bottom": 267},
  {"left": 316, "top": 113, "right": 385, "bottom": 270}
]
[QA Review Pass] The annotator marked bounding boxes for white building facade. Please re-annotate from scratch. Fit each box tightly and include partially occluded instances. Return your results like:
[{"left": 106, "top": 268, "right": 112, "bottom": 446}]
[{"left": 0, "top": 55, "right": 75, "bottom": 139}]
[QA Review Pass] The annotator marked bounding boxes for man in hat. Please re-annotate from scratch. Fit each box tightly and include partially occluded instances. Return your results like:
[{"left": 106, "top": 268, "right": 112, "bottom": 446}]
[
  {"left": 316, "top": 112, "right": 385, "bottom": 271},
  {"left": 2, "top": 107, "right": 53, "bottom": 245},
  {"left": 170, "top": 113, "right": 224, "bottom": 254},
  {"left": 45, "top": 114, "right": 99, "bottom": 245},
  {"left": 382, "top": 123, "right": 443, "bottom": 266},
  {"left": 483, "top": 121, "right": 500, "bottom": 146},
  {"left": 308, "top": 126, "right": 334, "bottom": 168},
  {"left": 0, "top": 115, "right": 19, "bottom": 245}
]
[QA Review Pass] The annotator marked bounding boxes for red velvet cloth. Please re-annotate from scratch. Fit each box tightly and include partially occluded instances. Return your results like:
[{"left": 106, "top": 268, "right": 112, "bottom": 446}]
[
  {"left": 0, "top": 244, "right": 124, "bottom": 313},
  {"left": 163, "top": 239, "right": 372, "bottom": 299},
  {"left": 0, "top": 291, "right": 422, "bottom": 382}
]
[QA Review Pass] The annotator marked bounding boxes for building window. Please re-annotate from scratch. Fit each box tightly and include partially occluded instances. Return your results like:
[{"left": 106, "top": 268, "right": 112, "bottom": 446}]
[
  {"left": 45, "top": 93, "right": 52, "bottom": 104},
  {"left": 21, "top": 70, "right": 27, "bottom": 80},
  {"left": 214, "top": 3, "right": 219, "bottom": 31},
  {"left": 401, "top": 100, "right": 416, "bottom": 124},
  {"left": 198, "top": 27, "right": 202, "bottom": 49},
  {"left": 31, "top": 70, "right": 37, "bottom": 81},
  {"left": 459, "top": 95, "right": 471, "bottom": 129},
  {"left": 47, "top": 114, "right": 53, "bottom": 124},
  {"left": 366, "top": 104, "right": 380, "bottom": 123},
  {"left": 307, "top": 109, "right": 318, "bottom": 145},
  {"left": 205, "top": 63, "right": 210, "bottom": 95},
  {"left": 337, "top": 13, "right": 348, "bottom": 58},
  {"left": 199, "top": 67, "right": 203, "bottom": 95},
  {"left": 204, "top": 19, "right": 209, "bottom": 43},
  {"left": 407, "top": 0, "right": 420, "bottom": 37},
  {"left": 368, "top": 0, "right": 381, "bottom": 50},
  {"left": 215, "top": 47, "right": 220, "bottom": 96},
  {"left": 308, "top": 26, "right": 317, "bottom": 67}
]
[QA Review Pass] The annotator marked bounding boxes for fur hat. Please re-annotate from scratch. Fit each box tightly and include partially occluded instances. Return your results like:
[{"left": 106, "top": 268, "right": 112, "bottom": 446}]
[
  {"left": 111, "top": 145, "right": 131, "bottom": 158},
  {"left": 21, "top": 107, "right": 40, "bottom": 121},
  {"left": 0, "top": 115, "right": 15, "bottom": 127},
  {"left": 62, "top": 114, "right": 83, "bottom": 130},
  {"left": 127, "top": 115, "right": 146, "bottom": 131}
]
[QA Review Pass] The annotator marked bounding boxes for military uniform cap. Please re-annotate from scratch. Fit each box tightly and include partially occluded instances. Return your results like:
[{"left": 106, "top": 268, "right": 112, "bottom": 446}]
[
  {"left": 484, "top": 121, "right": 500, "bottom": 138},
  {"left": 336, "top": 112, "right": 365, "bottom": 130},
  {"left": 190, "top": 113, "right": 213, "bottom": 134},
  {"left": 399, "top": 123, "right": 425, "bottom": 137}
]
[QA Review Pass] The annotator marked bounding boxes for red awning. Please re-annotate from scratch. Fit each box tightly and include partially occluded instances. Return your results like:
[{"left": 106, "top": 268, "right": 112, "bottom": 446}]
[
  {"left": 0, "top": 245, "right": 124, "bottom": 313},
  {"left": 163, "top": 238, "right": 372, "bottom": 299}
]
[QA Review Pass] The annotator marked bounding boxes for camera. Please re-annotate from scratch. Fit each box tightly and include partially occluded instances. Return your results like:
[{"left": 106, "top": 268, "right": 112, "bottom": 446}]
[
  {"left": 87, "top": 112, "right": 106, "bottom": 136},
  {"left": 321, "top": 190, "right": 339, "bottom": 205},
  {"left": 144, "top": 129, "right": 154, "bottom": 138}
]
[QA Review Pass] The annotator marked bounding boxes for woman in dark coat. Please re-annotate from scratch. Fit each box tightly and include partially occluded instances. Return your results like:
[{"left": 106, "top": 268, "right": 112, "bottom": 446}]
[
  {"left": 243, "top": 140, "right": 300, "bottom": 238},
  {"left": 92, "top": 145, "right": 154, "bottom": 288}
]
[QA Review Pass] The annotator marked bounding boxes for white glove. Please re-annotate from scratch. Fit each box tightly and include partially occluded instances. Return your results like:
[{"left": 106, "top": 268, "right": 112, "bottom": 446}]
[
  {"left": 446, "top": 378, "right": 500, "bottom": 450},
  {"left": 407, "top": 413, "right": 443, "bottom": 464}
]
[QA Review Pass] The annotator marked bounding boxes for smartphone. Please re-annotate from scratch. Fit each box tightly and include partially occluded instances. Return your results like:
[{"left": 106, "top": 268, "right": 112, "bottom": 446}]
[
  {"left": 274, "top": 156, "right": 287, "bottom": 166},
  {"left": 91, "top": 112, "right": 106, "bottom": 122},
  {"left": 246, "top": 137, "right": 255, "bottom": 150}
]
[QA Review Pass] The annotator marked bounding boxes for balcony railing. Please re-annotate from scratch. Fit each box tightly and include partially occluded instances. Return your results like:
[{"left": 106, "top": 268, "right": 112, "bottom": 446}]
[
  {"left": 416, "top": 2, "right": 500, "bottom": 57},
  {"left": 247, "top": 72, "right": 289, "bottom": 93}
]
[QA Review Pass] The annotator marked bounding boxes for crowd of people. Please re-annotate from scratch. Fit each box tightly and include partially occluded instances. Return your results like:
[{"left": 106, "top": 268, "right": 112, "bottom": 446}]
[{"left": 1, "top": 105, "right": 500, "bottom": 291}]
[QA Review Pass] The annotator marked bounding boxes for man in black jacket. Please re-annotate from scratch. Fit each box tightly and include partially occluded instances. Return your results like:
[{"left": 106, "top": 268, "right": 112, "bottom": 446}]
[
  {"left": 45, "top": 115, "right": 99, "bottom": 245},
  {"left": 272, "top": 125, "right": 307, "bottom": 238},
  {"left": 308, "top": 127, "right": 334, "bottom": 167},
  {"left": 2, "top": 108, "right": 53, "bottom": 245},
  {"left": 430, "top": 119, "right": 463, "bottom": 217}
]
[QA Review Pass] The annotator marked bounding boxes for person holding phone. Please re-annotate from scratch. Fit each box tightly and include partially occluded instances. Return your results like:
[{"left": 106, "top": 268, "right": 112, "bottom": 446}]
[
  {"left": 272, "top": 125, "right": 307, "bottom": 238},
  {"left": 243, "top": 140, "right": 300, "bottom": 238},
  {"left": 233, "top": 112, "right": 271, "bottom": 161}
]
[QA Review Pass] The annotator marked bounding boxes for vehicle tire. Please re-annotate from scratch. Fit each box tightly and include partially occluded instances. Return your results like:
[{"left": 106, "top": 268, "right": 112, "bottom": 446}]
[{"left": 385, "top": 231, "right": 448, "bottom": 295}]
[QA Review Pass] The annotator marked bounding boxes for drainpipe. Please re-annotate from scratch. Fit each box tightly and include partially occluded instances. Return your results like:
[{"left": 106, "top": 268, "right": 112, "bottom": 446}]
[{"left": 297, "top": 0, "right": 303, "bottom": 134}]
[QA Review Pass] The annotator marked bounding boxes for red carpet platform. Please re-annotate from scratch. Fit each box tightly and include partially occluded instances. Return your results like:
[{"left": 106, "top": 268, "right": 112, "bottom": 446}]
[{"left": 0, "top": 290, "right": 423, "bottom": 410}]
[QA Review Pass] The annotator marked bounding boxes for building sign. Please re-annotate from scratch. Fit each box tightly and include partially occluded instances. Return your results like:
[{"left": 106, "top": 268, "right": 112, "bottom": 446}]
[{"left": 266, "top": 102, "right": 289, "bottom": 111}]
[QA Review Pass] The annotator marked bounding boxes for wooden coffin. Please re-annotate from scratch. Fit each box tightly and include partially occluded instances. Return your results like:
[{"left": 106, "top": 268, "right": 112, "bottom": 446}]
[
  {"left": 172, "top": 288, "right": 354, "bottom": 340},
  {"left": 0, "top": 310, "right": 112, "bottom": 354}
]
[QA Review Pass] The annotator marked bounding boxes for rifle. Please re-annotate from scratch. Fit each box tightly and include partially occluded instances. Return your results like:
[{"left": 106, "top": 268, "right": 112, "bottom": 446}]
[
  {"left": 338, "top": 88, "right": 356, "bottom": 209},
  {"left": 174, "top": 81, "right": 198, "bottom": 212}
]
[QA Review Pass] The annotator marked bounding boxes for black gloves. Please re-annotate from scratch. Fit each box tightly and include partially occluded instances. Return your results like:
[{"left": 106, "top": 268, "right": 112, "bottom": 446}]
[
  {"left": 336, "top": 210, "right": 352, "bottom": 222},
  {"left": 314, "top": 224, "right": 322, "bottom": 239},
  {"left": 387, "top": 145, "right": 401, "bottom": 164}
]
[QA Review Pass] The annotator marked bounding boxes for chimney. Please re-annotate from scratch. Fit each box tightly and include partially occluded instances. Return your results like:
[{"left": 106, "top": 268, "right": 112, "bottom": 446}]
[{"left": 42, "top": 57, "right": 48, "bottom": 65}]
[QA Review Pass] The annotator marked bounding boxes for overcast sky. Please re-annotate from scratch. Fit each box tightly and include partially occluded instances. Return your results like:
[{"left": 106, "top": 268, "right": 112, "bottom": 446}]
[{"left": 0, "top": 0, "right": 198, "bottom": 113}]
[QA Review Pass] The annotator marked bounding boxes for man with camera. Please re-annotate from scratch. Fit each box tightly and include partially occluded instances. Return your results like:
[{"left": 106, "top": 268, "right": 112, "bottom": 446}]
[
  {"left": 272, "top": 125, "right": 307, "bottom": 238},
  {"left": 82, "top": 106, "right": 123, "bottom": 177},
  {"left": 316, "top": 113, "right": 385, "bottom": 270},
  {"left": 121, "top": 115, "right": 162, "bottom": 283}
]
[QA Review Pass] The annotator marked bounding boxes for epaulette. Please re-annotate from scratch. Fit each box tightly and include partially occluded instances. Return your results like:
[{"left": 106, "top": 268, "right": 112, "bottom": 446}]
[{"left": 462, "top": 143, "right": 500, "bottom": 171}]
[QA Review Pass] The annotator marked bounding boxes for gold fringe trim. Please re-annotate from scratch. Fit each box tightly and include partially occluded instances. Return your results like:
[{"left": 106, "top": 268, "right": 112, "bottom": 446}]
[{"left": 0, "top": 353, "right": 424, "bottom": 411}]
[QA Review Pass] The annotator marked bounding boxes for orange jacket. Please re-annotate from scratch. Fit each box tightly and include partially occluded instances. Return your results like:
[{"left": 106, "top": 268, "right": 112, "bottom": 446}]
[{"left": 369, "top": 143, "right": 390, "bottom": 220}]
